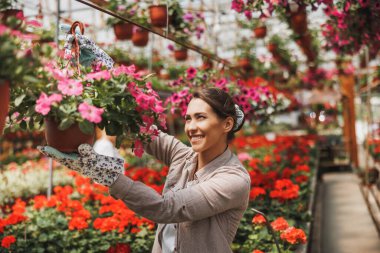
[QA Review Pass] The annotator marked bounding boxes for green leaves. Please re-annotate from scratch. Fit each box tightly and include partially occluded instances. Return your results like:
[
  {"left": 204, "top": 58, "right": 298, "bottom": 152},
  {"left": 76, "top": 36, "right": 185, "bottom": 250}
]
[
  {"left": 14, "top": 94, "right": 26, "bottom": 106},
  {"left": 79, "top": 120, "right": 95, "bottom": 135}
]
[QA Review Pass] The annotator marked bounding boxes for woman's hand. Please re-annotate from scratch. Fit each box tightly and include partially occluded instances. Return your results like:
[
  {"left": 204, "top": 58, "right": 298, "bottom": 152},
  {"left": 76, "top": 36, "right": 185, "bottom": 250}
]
[{"left": 37, "top": 144, "right": 124, "bottom": 187}]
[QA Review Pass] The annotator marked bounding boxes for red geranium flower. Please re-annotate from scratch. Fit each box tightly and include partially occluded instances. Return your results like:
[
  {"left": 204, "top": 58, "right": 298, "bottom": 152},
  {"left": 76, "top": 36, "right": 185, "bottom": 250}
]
[
  {"left": 280, "top": 227, "right": 307, "bottom": 244},
  {"left": 1, "top": 235, "right": 16, "bottom": 248},
  {"left": 249, "top": 187, "right": 266, "bottom": 200},
  {"left": 271, "top": 217, "right": 289, "bottom": 231},
  {"left": 270, "top": 179, "right": 299, "bottom": 202},
  {"left": 252, "top": 214, "right": 266, "bottom": 225}
]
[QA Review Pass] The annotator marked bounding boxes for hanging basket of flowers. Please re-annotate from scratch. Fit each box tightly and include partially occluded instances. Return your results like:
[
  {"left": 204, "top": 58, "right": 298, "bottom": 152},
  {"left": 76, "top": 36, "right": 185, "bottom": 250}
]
[
  {"left": 0, "top": 81, "right": 10, "bottom": 134},
  {"left": 113, "top": 22, "right": 133, "bottom": 40},
  {"left": 0, "top": 12, "right": 43, "bottom": 135},
  {"left": 289, "top": 5, "right": 307, "bottom": 35},
  {"left": 149, "top": 5, "right": 168, "bottom": 28},
  {"left": 132, "top": 26, "right": 149, "bottom": 47},
  {"left": 253, "top": 25, "right": 267, "bottom": 39},
  {"left": 8, "top": 21, "right": 166, "bottom": 156},
  {"left": 174, "top": 48, "right": 188, "bottom": 61}
]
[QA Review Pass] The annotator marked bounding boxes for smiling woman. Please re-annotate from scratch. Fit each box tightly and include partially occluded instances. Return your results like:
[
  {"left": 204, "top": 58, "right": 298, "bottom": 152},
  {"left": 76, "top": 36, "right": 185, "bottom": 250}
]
[{"left": 38, "top": 87, "right": 250, "bottom": 253}]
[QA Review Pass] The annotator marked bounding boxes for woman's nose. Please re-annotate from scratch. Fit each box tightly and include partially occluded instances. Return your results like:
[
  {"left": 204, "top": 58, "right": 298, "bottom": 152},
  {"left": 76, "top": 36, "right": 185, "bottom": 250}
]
[{"left": 187, "top": 119, "right": 197, "bottom": 131}]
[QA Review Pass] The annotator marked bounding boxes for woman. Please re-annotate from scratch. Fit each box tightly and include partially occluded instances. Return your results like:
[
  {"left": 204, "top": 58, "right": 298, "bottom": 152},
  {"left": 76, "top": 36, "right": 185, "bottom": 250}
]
[{"left": 38, "top": 87, "right": 251, "bottom": 253}]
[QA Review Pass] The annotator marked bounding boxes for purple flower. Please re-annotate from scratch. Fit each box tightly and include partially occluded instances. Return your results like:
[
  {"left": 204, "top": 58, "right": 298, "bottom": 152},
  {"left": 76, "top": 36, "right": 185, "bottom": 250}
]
[{"left": 183, "top": 13, "right": 194, "bottom": 22}]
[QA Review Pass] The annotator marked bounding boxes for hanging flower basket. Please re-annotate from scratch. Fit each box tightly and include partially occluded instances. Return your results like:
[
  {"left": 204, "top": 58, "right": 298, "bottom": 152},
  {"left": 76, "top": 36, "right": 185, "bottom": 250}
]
[
  {"left": 253, "top": 26, "right": 267, "bottom": 39},
  {"left": 238, "top": 58, "right": 252, "bottom": 71},
  {"left": 44, "top": 118, "right": 95, "bottom": 153},
  {"left": 132, "top": 27, "right": 149, "bottom": 47},
  {"left": 201, "top": 58, "right": 213, "bottom": 70},
  {"left": 113, "top": 22, "right": 133, "bottom": 40},
  {"left": 149, "top": 5, "right": 168, "bottom": 28},
  {"left": 174, "top": 48, "right": 188, "bottom": 61},
  {"left": 290, "top": 6, "right": 307, "bottom": 35},
  {"left": 0, "top": 81, "right": 10, "bottom": 135},
  {"left": 267, "top": 43, "right": 277, "bottom": 54},
  {"left": 0, "top": 9, "right": 23, "bottom": 22}
]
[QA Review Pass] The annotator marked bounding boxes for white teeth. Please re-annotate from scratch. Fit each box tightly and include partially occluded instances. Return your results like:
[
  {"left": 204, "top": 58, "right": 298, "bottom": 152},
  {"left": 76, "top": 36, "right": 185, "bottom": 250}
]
[{"left": 191, "top": 136, "right": 203, "bottom": 141}]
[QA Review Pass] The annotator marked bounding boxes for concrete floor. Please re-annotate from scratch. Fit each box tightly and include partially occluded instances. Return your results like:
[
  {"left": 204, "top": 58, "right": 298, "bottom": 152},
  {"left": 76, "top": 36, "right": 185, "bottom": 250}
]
[{"left": 320, "top": 173, "right": 380, "bottom": 253}]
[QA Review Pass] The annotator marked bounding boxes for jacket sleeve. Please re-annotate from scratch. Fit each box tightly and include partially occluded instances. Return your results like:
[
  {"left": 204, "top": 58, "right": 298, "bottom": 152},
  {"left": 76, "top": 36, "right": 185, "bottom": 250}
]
[
  {"left": 109, "top": 167, "right": 251, "bottom": 224},
  {"left": 144, "top": 131, "right": 190, "bottom": 167}
]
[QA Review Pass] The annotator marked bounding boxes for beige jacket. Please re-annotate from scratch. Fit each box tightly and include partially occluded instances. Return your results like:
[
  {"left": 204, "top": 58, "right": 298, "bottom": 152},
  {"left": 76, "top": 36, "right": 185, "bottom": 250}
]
[{"left": 109, "top": 132, "right": 251, "bottom": 253}]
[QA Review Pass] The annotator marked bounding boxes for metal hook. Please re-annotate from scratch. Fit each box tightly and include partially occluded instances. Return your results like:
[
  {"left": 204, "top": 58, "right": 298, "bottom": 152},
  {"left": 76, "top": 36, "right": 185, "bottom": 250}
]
[{"left": 251, "top": 208, "right": 282, "bottom": 253}]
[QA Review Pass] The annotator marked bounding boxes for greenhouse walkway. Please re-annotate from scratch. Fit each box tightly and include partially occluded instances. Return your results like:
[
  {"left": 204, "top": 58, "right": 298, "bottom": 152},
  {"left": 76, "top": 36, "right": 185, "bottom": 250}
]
[{"left": 317, "top": 172, "right": 380, "bottom": 253}]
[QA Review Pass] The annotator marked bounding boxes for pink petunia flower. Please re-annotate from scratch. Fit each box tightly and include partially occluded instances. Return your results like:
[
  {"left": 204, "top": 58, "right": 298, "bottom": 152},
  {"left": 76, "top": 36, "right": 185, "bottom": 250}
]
[
  {"left": 78, "top": 102, "right": 104, "bottom": 123},
  {"left": 58, "top": 79, "right": 83, "bottom": 96},
  {"left": 26, "top": 20, "right": 42, "bottom": 27},
  {"left": 35, "top": 93, "right": 52, "bottom": 115},
  {"left": 85, "top": 70, "right": 112, "bottom": 80}
]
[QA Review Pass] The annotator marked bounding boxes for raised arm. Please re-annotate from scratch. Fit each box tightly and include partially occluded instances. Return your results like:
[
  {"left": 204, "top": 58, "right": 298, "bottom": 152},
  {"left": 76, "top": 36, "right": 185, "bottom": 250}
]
[
  {"left": 109, "top": 167, "right": 250, "bottom": 224},
  {"left": 144, "top": 131, "right": 191, "bottom": 167}
]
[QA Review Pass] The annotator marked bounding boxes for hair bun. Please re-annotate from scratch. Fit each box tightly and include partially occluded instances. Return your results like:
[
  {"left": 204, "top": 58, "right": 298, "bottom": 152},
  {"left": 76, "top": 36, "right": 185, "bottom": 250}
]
[{"left": 233, "top": 104, "right": 244, "bottom": 131}]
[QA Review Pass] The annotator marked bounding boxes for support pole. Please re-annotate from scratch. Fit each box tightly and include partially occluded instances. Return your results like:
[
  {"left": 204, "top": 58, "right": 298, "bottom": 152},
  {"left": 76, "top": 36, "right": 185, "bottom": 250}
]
[
  {"left": 338, "top": 59, "right": 358, "bottom": 167},
  {"left": 48, "top": 0, "right": 60, "bottom": 199}
]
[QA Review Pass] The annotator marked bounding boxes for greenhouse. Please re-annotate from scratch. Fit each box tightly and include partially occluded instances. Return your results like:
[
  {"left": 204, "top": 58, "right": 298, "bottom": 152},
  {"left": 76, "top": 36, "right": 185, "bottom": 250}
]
[{"left": 0, "top": 0, "right": 380, "bottom": 252}]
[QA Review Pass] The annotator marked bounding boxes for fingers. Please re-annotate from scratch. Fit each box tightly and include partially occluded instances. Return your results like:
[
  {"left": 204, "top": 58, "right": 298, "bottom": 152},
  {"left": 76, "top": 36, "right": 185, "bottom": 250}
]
[
  {"left": 37, "top": 146, "right": 50, "bottom": 157},
  {"left": 38, "top": 146, "right": 79, "bottom": 160}
]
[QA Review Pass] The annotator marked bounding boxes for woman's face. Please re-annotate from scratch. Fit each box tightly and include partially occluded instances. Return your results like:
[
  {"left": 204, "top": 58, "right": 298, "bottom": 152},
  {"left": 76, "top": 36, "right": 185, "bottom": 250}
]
[{"left": 185, "top": 98, "right": 231, "bottom": 155}]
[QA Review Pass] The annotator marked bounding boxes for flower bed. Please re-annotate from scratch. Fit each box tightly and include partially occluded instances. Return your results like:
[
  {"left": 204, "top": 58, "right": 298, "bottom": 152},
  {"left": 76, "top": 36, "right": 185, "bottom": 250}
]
[
  {"left": 0, "top": 164, "right": 168, "bottom": 252},
  {"left": 231, "top": 134, "right": 318, "bottom": 253},
  {"left": 0, "top": 134, "right": 317, "bottom": 252}
]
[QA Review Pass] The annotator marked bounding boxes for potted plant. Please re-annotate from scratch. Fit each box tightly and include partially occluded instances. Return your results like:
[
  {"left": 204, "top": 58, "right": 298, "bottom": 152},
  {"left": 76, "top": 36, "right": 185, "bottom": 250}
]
[
  {"left": 149, "top": 1, "right": 168, "bottom": 28},
  {"left": 237, "top": 18, "right": 267, "bottom": 39},
  {"left": 106, "top": 0, "right": 138, "bottom": 40},
  {"left": 289, "top": 4, "right": 307, "bottom": 35},
  {"left": 0, "top": 0, "right": 23, "bottom": 23},
  {"left": 235, "top": 38, "right": 256, "bottom": 71},
  {"left": 131, "top": 10, "right": 150, "bottom": 47},
  {"left": 8, "top": 39, "right": 166, "bottom": 155},
  {"left": 0, "top": 16, "right": 44, "bottom": 135}
]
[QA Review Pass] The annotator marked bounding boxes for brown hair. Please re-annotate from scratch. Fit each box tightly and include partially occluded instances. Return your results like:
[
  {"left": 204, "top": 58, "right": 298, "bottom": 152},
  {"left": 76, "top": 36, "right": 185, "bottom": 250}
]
[{"left": 192, "top": 87, "right": 245, "bottom": 141}]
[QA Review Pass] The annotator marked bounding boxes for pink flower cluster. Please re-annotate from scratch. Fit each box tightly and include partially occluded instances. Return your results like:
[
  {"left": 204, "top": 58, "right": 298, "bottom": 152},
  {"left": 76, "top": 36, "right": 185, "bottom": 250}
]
[
  {"left": 322, "top": 1, "right": 380, "bottom": 55},
  {"left": 35, "top": 93, "right": 63, "bottom": 115},
  {"left": 78, "top": 102, "right": 104, "bottom": 123},
  {"left": 181, "top": 12, "right": 206, "bottom": 40},
  {"left": 233, "top": 85, "right": 274, "bottom": 120},
  {"left": 35, "top": 62, "right": 105, "bottom": 123}
]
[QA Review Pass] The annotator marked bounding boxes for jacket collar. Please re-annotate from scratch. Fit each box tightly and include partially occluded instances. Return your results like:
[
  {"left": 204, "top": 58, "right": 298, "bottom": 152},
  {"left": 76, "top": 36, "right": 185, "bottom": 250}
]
[{"left": 187, "top": 147, "right": 232, "bottom": 181}]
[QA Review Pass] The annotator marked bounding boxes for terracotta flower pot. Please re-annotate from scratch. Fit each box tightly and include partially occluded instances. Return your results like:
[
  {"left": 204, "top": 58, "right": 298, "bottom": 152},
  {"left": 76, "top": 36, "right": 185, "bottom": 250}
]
[
  {"left": 290, "top": 6, "right": 307, "bottom": 35},
  {"left": 44, "top": 118, "right": 95, "bottom": 153},
  {"left": 174, "top": 49, "right": 188, "bottom": 61},
  {"left": 113, "top": 22, "right": 133, "bottom": 40},
  {"left": 0, "top": 81, "right": 10, "bottom": 136},
  {"left": 253, "top": 26, "right": 267, "bottom": 39},
  {"left": 132, "top": 28, "right": 149, "bottom": 47},
  {"left": 201, "top": 59, "right": 213, "bottom": 70},
  {"left": 0, "top": 9, "right": 23, "bottom": 23},
  {"left": 238, "top": 58, "right": 252, "bottom": 71},
  {"left": 149, "top": 5, "right": 168, "bottom": 28},
  {"left": 267, "top": 43, "right": 277, "bottom": 54}
]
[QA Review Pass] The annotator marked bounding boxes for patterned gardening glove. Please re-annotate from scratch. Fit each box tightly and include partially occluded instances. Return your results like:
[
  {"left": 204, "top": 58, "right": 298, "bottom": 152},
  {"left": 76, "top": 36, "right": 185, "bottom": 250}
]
[
  {"left": 37, "top": 146, "right": 83, "bottom": 172},
  {"left": 77, "top": 144, "right": 124, "bottom": 187},
  {"left": 37, "top": 144, "right": 124, "bottom": 187}
]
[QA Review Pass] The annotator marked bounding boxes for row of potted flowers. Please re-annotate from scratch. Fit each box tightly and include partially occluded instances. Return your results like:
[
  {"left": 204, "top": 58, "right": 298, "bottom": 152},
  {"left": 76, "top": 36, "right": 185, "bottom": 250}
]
[{"left": 231, "top": 134, "right": 317, "bottom": 252}]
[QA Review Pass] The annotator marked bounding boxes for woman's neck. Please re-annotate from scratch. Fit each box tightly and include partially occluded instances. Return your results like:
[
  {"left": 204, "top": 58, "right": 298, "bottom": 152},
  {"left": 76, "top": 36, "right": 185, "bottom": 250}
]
[{"left": 197, "top": 145, "right": 228, "bottom": 171}]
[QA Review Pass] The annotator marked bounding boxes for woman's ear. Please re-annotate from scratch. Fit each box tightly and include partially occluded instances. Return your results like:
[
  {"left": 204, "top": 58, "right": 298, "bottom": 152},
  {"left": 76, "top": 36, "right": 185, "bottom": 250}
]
[{"left": 224, "top": 116, "right": 234, "bottom": 133}]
